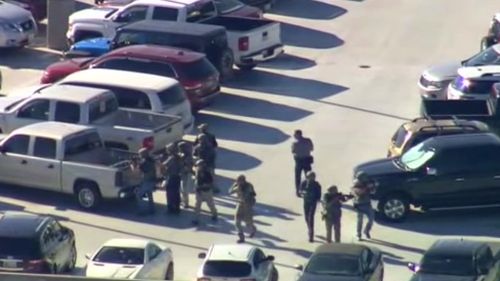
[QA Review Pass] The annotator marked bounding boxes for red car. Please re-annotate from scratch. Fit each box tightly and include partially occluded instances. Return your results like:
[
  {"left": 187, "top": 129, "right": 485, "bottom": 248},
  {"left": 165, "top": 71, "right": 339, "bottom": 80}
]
[{"left": 42, "top": 45, "right": 220, "bottom": 109}]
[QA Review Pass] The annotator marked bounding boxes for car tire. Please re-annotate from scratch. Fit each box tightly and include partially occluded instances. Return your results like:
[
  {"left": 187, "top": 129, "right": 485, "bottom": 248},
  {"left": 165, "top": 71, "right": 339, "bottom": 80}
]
[
  {"left": 65, "top": 244, "right": 77, "bottom": 273},
  {"left": 379, "top": 194, "right": 409, "bottom": 222},
  {"left": 165, "top": 263, "right": 174, "bottom": 280},
  {"left": 218, "top": 48, "right": 234, "bottom": 82},
  {"left": 75, "top": 182, "right": 101, "bottom": 210},
  {"left": 236, "top": 63, "right": 257, "bottom": 71},
  {"left": 270, "top": 266, "right": 278, "bottom": 281}
]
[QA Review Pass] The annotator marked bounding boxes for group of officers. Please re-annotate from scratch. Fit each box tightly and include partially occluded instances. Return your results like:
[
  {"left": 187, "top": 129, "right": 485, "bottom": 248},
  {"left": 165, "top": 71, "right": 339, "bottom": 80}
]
[{"left": 132, "top": 124, "right": 257, "bottom": 243}]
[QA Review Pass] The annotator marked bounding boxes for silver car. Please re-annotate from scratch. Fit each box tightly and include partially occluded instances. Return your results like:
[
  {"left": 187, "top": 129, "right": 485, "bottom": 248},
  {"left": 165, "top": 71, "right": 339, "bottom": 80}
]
[
  {"left": 419, "top": 44, "right": 500, "bottom": 99},
  {"left": 0, "top": 0, "right": 37, "bottom": 48}
]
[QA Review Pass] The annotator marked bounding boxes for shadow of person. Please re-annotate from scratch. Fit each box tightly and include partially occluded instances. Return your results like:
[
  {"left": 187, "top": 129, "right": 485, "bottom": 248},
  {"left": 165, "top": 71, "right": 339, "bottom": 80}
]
[{"left": 272, "top": 0, "right": 347, "bottom": 20}]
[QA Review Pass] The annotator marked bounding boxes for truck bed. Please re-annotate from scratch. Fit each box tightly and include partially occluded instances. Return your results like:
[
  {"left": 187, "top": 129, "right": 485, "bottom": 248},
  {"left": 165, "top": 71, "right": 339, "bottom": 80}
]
[
  {"left": 201, "top": 16, "right": 274, "bottom": 32},
  {"left": 95, "top": 109, "right": 182, "bottom": 132}
]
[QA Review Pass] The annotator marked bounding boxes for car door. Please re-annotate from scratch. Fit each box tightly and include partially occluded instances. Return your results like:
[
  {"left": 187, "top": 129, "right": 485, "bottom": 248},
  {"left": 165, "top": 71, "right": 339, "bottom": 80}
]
[
  {"left": 363, "top": 249, "right": 383, "bottom": 281},
  {"left": 252, "top": 249, "right": 271, "bottom": 281},
  {"left": 12, "top": 99, "right": 51, "bottom": 132},
  {"left": 143, "top": 244, "right": 164, "bottom": 279},
  {"left": 48, "top": 220, "right": 72, "bottom": 272},
  {"left": 24, "top": 137, "right": 61, "bottom": 191},
  {"left": 40, "top": 223, "right": 58, "bottom": 272},
  {"left": 0, "top": 134, "right": 32, "bottom": 185}
]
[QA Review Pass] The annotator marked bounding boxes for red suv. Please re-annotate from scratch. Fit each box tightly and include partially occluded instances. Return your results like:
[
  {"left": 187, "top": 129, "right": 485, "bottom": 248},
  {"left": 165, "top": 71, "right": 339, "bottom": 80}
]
[{"left": 42, "top": 44, "right": 220, "bottom": 109}]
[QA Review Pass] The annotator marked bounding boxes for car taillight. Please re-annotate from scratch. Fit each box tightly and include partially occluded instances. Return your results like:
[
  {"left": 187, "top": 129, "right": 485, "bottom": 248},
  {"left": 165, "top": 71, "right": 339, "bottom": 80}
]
[
  {"left": 238, "top": 36, "right": 249, "bottom": 51},
  {"left": 142, "top": 136, "right": 154, "bottom": 150},
  {"left": 24, "top": 259, "right": 47, "bottom": 272}
]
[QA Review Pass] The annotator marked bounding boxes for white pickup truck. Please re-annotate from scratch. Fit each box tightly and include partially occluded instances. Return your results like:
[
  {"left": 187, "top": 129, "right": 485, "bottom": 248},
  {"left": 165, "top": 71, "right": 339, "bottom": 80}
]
[
  {"left": 0, "top": 121, "right": 138, "bottom": 209},
  {"left": 0, "top": 84, "right": 184, "bottom": 153}
]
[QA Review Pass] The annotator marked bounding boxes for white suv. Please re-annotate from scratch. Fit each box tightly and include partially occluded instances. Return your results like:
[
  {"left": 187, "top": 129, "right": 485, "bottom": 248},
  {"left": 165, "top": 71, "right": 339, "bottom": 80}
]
[
  {"left": 0, "top": 0, "right": 37, "bottom": 48},
  {"left": 447, "top": 65, "right": 500, "bottom": 107}
]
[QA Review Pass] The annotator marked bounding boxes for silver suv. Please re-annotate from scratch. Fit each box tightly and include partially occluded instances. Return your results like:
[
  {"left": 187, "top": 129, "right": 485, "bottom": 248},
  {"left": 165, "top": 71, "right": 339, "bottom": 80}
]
[{"left": 0, "top": 0, "right": 37, "bottom": 48}]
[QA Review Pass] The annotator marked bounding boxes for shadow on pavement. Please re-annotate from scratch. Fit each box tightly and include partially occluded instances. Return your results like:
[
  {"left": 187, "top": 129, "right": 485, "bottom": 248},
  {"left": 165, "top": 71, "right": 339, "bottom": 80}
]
[
  {"left": 217, "top": 147, "right": 263, "bottom": 171},
  {"left": 272, "top": 0, "right": 347, "bottom": 20},
  {"left": 281, "top": 22, "right": 344, "bottom": 49},
  {"left": 0, "top": 47, "right": 60, "bottom": 70},
  {"left": 227, "top": 69, "right": 348, "bottom": 100},
  {"left": 248, "top": 240, "right": 312, "bottom": 258},
  {"left": 258, "top": 53, "right": 317, "bottom": 71},
  {"left": 318, "top": 100, "right": 412, "bottom": 121},
  {"left": 381, "top": 251, "right": 408, "bottom": 266},
  {"left": 220, "top": 195, "right": 301, "bottom": 221},
  {"left": 209, "top": 92, "right": 313, "bottom": 122},
  {"left": 196, "top": 112, "right": 290, "bottom": 144},
  {"left": 366, "top": 238, "right": 425, "bottom": 254}
]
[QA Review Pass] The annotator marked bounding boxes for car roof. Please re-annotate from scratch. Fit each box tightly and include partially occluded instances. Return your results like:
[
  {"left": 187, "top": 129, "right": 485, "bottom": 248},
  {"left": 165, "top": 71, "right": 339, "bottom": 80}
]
[
  {"left": 103, "top": 44, "right": 205, "bottom": 63},
  {"left": 207, "top": 244, "right": 256, "bottom": 262},
  {"left": 9, "top": 121, "right": 95, "bottom": 140},
  {"left": 0, "top": 211, "right": 51, "bottom": 238},
  {"left": 425, "top": 239, "right": 488, "bottom": 258},
  {"left": 60, "top": 69, "right": 178, "bottom": 90},
  {"left": 120, "top": 20, "right": 225, "bottom": 37},
  {"left": 457, "top": 65, "right": 500, "bottom": 79},
  {"left": 405, "top": 118, "right": 489, "bottom": 133},
  {"left": 102, "top": 238, "right": 151, "bottom": 249},
  {"left": 132, "top": 0, "right": 188, "bottom": 8},
  {"left": 313, "top": 243, "right": 367, "bottom": 257},
  {"left": 425, "top": 132, "right": 500, "bottom": 149},
  {"left": 38, "top": 84, "right": 113, "bottom": 104}
]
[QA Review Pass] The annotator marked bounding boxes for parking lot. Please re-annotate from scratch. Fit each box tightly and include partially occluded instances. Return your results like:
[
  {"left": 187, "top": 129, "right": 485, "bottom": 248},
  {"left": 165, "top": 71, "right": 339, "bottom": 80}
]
[{"left": 2, "top": 0, "right": 500, "bottom": 280}]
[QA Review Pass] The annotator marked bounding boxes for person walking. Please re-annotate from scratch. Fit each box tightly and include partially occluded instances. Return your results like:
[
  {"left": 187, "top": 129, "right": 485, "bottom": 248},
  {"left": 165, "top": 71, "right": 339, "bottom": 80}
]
[
  {"left": 322, "top": 185, "right": 352, "bottom": 243},
  {"left": 193, "top": 134, "right": 218, "bottom": 193},
  {"left": 194, "top": 124, "right": 219, "bottom": 193},
  {"left": 229, "top": 175, "right": 257, "bottom": 243},
  {"left": 162, "top": 144, "right": 182, "bottom": 215},
  {"left": 135, "top": 147, "right": 157, "bottom": 215},
  {"left": 178, "top": 141, "right": 194, "bottom": 209},
  {"left": 300, "top": 171, "right": 321, "bottom": 242},
  {"left": 292, "top": 129, "right": 314, "bottom": 197},
  {"left": 192, "top": 159, "right": 218, "bottom": 225},
  {"left": 352, "top": 172, "right": 376, "bottom": 241},
  {"left": 194, "top": 123, "right": 218, "bottom": 148}
]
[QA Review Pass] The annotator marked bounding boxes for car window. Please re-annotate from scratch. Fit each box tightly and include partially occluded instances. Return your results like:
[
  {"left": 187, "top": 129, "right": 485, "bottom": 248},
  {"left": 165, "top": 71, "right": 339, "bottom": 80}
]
[
  {"left": 110, "top": 86, "right": 151, "bottom": 110},
  {"left": 114, "top": 31, "right": 147, "bottom": 47},
  {"left": 88, "top": 96, "right": 119, "bottom": 122},
  {"left": 115, "top": 5, "right": 148, "bottom": 23},
  {"left": 3, "top": 134, "right": 30, "bottom": 155},
  {"left": 95, "top": 58, "right": 176, "bottom": 80},
  {"left": 147, "top": 244, "right": 161, "bottom": 260},
  {"left": 203, "top": 261, "right": 252, "bottom": 277},
  {"left": 173, "top": 57, "right": 217, "bottom": 80},
  {"left": 465, "top": 46, "right": 500, "bottom": 67},
  {"left": 55, "top": 101, "right": 80, "bottom": 123},
  {"left": 157, "top": 85, "right": 186, "bottom": 107},
  {"left": 305, "top": 253, "right": 361, "bottom": 276},
  {"left": 64, "top": 131, "right": 103, "bottom": 159},
  {"left": 0, "top": 237, "right": 41, "bottom": 259},
  {"left": 400, "top": 142, "right": 435, "bottom": 171},
  {"left": 392, "top": 125, "right": 410, "bottom": 148},
  {"left": 252, "top": 249, "right": 266, "bottom": 268},
  {"left": 476, "top": 246, "right": 494, "bottom": 272},
  {"left": 420, "top": 255, "right": 475, "bottom": 275},
  {"left": 152, "top": 6, "right": 178, "bottom": 21},
  {"left": 186, "top": 1, "right": 217, "bottom": 22},
  {"left": 33, "top": 137, "right": 56, "bottom": 159},
  {"left": 17, "top": 99, "right": 50, "bottom": 120},
  {"left": 93, "top": 247, "right": 145, "bottom": 265},
  {"left": 407, "top": 133, "right": 435, "bottom": 149}
]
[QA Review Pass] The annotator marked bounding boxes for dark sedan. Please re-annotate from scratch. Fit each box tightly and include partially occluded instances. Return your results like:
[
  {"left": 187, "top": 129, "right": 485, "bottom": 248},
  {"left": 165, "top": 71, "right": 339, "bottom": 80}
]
[
  {"left": 408, "top": 239, "right": 498, "bottom": 281},
  {"left": 295, "top": 243, "right": 384, "bottom": 281}
]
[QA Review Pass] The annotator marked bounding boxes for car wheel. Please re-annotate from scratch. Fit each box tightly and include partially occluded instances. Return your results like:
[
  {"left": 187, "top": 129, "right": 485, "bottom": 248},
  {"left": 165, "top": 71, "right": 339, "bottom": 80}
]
[
  {"left": 379, "top": 194, "right": 409, "bottom": 222},
  {"left": 65, "top": 244, "right": 77, "bottom": 272},
  {"left": 75, "top": 182, "right": 101, "bottom": 210},
  {"left": 218, "top": 48, "right": 234, "bottom": 82},
  {"left": 271, "top": 266, "right": 278, "bottom": 281},
  {"left": 236, "top": 63, "right": 257, "bottom": 71},
  {"left": 165, "top": 263, "right": 174, "bottom": 280}
]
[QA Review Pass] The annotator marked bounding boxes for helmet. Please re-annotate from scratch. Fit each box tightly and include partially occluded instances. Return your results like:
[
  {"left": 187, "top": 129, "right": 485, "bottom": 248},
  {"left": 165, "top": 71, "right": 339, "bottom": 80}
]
[
  {"left": 306, "top": 171, "right": 316, "bottom": 179},
  {"left": 328, "top": 185, "right": 338, "bottom": 194}
]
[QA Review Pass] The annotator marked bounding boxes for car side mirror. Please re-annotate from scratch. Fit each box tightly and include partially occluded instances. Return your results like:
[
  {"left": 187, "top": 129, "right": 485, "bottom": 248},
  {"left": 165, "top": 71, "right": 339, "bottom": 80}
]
[
  {"left": 294, "top": 264, "right": 303, "bottom": 271},
  {"left": 426, "top": 167, "right": 437, "bottom": 176},
  {"left": 407, "top": 262, "right": 417, "bottom": 272},
  {"left": 85, "top": 253, "right": 91, "bottom": 260},
  {"left": 198, "top": 252, "right": 206, "bottom": 259},
  {"left": 267, "top": 255, "right": 275, "bottom": 262}
]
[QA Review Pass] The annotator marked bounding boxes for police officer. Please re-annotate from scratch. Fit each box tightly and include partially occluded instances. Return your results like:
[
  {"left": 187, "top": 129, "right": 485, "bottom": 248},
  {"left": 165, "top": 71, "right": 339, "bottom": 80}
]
[
  {"left": 162, "top": 144, "right": 182, "bottom": 214},
  {"left": 229, "top": 175, "right": 257, "bottom": 243},
  {"left": 300, "top": 171, "right": 321, "bottom": 242},
  {"left": 178, "top": 141, "right": 194, "bottom": 209},
  {"left": 192, "top": 159, "right": 218, "bottom": 225},
  {"left": 352, "top": 172, "right": 376, "bottom": 241},
  {"left": 292, "top": 130, "right": 314, "bottom": 197},
  {"left": 194, "top": 123, "right": 218, "bottom": 148},
  {"left": 194, "top": 124, "right": 219, "bottom": 193},
  {"left": 193, "top": 134, "right": 216, "bottom": 174},
  {"left": 322, "top": 185, "right": 352, "bottom": 243},
  {"left": 136, "top": 147, "right": 156, "bottom": 215}
]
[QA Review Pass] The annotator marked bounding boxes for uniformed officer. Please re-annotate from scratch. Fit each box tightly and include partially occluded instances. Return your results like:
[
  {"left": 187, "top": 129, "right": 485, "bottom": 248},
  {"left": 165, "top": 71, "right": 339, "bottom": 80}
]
[
  {"left": 352, "top": 171, "right": 376, "bottom": 241},
  {"left": 300, "top": 171, "right": 321, "bottom": 242},
  {"left": 292, "top": 130, "right": 314, "bottom": 197},
  {"left": 178, "top": 141, "right": 194, "bottom": 208},
  {"left": 192, "top": 159, "right": 218, "bottom": 225},
  {"left": 162, "top": 144, "right": 182, "bottom": 214},
  {"left": 136, "top": 147, "right": 156, "bottom": 215},
  {"left": 194, "top": 124, "right": 219, "bottom": 193},
  {"left": 229, "top": 175, "right": 257, "bottom": 243},
  {"left": 193, "top": 134, "right": 216, "bottom": 174},
  {"left": 322, "top": 185, "right": 351, "bottom": 243},
  {"left": 194, "top": 123, "right": 218, "bottom": 148}
]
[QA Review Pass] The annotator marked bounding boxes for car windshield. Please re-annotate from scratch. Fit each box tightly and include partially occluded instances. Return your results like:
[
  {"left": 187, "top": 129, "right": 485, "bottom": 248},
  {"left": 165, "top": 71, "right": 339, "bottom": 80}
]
[
  {"left": 464, "top": 46, "right": 500, "bottom": 66},
  {"left": 399, "top": 142, "right": 435, "bottom": 170},
  {"left": 451, "top": 76, "right": 496, "bottom": 94},
  {"left": 93, "top": 247, "right": 144, "bottom": 265},
  {"left": 420, "top": 256, "right": 475, "bottom": 276},
  {"left": 174, "top": 58, "right": 217, "bottom": 80},
  {"left": 305, "top": 254, "right": 361, "bottom": 276},
  {"left": 203, "top": 261, "right": 252, "bottom": 277},
  {"left": 392, "top": 125, "right": 410, "bottom": 148},
  {"left": 214, "top": 0, "right": 244, "bottom": 13},
  {"left": 157, "top": 84, "right": 186, "bottom": 106},
  {"left": 0, "top": 237, "right": 41, "bottom": 258}
]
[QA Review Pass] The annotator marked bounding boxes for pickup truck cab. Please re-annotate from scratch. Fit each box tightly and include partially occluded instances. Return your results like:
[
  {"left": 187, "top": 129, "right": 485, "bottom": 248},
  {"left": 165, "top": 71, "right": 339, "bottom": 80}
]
[
  {"left": 0, "top": 0, "right": 37, "bottom": 48},
  {"left": 0, "top": 122, "right": 137, "bottom": 209},
  {"left": 57, "top": 69, "right": 195, "bottom": 130},
  {"left": 67, "top": 0, "right": 243, "bottom": 44},
  {"left": 0, "top": 84, "right": 184, "bottom": 153}
]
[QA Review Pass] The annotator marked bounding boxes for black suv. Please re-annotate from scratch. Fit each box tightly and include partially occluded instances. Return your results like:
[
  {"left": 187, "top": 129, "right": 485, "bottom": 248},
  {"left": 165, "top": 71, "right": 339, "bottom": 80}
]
[
  {"left": 355, "top": 133, "right": 500, "bottom": 222},
  {"left": 0, "top": 212, "right": 76, "bottom": 274}
]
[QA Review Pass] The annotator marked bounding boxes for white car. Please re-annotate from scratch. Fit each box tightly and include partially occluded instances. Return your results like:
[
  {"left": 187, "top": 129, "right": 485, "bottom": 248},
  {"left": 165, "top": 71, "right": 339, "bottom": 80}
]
[
  {"left": 197, "top": 244, "right": 279, "bottom": 281},
  {"left": 85, "top": 238, "right": 174, "bottom": 280}
]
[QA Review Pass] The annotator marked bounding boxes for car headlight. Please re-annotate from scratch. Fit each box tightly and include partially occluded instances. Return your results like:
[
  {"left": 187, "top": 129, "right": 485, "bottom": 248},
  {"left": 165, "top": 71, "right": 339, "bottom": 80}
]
[{"left": 0, "top": 23, "right": 22, "bottom": 33}]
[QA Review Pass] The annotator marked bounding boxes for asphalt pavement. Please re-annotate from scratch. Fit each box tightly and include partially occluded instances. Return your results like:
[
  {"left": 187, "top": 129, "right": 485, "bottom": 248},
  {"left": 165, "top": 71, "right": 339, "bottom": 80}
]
[{"left": 2, "top": 0, "right": 500, "bottom": 280}]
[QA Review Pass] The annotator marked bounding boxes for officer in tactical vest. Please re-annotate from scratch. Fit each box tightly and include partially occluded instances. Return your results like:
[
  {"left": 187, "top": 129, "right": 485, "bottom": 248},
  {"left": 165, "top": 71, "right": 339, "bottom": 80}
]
[
  {"left": 300, "top": 171, "right": 321, "bottom": 242},
  {"left": 322, "top": 185, "right": 352, "bottom": 243},
  {"left": 229, "top": 175, "right": 257, "bottom": 243},
  {"left": 192, "top": 159, "right": 218, "bottom": 225},
  {"left": 178, "top": 141, "right": 194, "bottom": 208}
]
